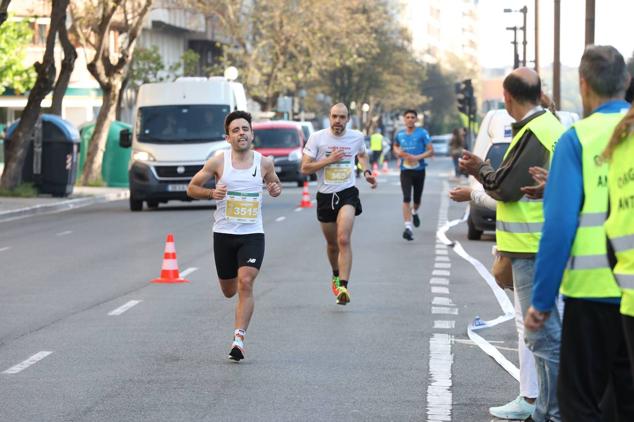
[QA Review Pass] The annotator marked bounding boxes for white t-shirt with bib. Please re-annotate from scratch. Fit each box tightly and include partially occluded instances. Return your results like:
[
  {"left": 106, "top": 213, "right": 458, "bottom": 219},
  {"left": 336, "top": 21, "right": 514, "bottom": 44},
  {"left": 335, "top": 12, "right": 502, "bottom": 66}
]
[
  {"left": 303, "top": 128, "right": 367, "bottom": 194},
  {"left": 213, "top": 150, "right": 264, "bottom": 235}
]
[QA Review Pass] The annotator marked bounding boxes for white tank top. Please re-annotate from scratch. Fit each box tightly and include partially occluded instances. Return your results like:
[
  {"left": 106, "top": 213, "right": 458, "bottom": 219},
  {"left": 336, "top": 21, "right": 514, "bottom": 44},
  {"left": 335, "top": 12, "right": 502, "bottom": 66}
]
[{"left": 213, "top": 150, "right": 264, "bottom": 234}]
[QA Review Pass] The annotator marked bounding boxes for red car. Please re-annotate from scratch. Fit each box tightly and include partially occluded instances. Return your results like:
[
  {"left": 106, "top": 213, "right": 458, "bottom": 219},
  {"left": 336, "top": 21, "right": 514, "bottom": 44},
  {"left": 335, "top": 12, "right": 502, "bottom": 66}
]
[{"left": 252, "top": 121, "right": 306, "bottom": 186}]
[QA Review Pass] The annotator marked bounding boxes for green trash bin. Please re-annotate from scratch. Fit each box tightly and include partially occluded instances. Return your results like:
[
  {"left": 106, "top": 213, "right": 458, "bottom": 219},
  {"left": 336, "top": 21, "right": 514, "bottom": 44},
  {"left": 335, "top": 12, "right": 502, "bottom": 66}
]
[{"left": 79, "top": 121, "right": 131, "bottom": 187}]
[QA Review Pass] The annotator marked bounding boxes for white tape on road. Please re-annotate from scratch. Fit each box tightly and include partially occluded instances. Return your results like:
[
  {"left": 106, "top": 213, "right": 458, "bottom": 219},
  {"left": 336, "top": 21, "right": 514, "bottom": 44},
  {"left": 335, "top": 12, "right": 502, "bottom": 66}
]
[
  {"left": 108, "top": 300, "right": 142, "bottom": 316},
  {"left": 3, "top": 351, "right": 53, "bottom": 374},
  {"left": 437, "top": 205, "right": 519, "bottom": 381}
]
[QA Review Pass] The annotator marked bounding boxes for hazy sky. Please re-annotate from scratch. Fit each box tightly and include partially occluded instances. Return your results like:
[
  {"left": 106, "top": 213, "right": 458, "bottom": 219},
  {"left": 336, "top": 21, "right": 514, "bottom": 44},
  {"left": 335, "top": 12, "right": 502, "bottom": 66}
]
[{"left": 478, "top": 0, "right": 634, "bottom": 69}]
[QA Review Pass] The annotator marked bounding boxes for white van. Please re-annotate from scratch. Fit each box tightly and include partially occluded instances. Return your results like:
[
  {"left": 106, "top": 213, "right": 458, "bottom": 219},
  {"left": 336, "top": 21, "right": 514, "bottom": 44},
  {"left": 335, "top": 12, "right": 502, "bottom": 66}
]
[
  {"left": 120, "top": 77, "right": 247, "bottom": 211},
  {"left": 467, "top": 108, "right": 579, "bottom": 239}
]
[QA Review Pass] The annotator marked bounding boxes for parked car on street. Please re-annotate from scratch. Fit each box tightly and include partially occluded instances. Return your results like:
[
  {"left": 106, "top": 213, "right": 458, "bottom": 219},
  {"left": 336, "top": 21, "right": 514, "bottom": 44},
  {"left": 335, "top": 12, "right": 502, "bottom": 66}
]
[
  {"left": 252, "top": 120, "right": 306, "bottom": 187},
  {"left": 431, "top": 134, "right": 451, "bottom": 156}
]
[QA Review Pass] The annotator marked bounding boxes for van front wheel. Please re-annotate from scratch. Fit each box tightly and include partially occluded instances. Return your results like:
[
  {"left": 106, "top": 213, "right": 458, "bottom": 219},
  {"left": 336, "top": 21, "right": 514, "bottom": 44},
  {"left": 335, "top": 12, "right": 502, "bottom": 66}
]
[{"left": 130, "top": 197, "right": 143, "bottom": 212}]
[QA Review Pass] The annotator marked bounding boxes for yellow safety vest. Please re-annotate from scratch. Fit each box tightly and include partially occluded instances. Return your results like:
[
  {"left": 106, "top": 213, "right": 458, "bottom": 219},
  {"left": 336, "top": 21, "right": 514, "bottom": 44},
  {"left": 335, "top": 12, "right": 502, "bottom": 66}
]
[
  {"left": 604, "top": 133, "right": 634, "bottom": 316},
  {"left": 560, "top": 112, "right": 625, "bottom": 299},
  {"left": 496, "top": 111, "right": 564, "bottom": 253},
  {"left": 370, "top": 133, "right": 383, "bottom": 151}
]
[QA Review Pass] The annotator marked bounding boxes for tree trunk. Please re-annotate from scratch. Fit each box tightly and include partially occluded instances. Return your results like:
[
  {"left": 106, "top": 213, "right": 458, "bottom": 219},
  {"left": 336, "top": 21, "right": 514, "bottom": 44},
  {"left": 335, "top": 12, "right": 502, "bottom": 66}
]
[
  {"left": 80, "top": 80, "right": 120, "bottom": 184},
  {"left": 50, "top": 22, "right": 77, "bottom": 116},
  {"left": 0, "top": 0, "right": 69, "bottom": 190},
  {"left": 115, "top": 75, "right": 129, "bottom": 121},
  {"left": 0, "top": 0, "right": 11, "bottom": 28}
]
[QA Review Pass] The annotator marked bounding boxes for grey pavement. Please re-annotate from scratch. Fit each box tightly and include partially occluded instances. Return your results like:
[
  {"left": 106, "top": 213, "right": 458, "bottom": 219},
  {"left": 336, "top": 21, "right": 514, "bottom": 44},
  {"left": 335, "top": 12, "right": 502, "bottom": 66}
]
[{"left": 0, "top": 164, "right": 129, "bottom": 222}]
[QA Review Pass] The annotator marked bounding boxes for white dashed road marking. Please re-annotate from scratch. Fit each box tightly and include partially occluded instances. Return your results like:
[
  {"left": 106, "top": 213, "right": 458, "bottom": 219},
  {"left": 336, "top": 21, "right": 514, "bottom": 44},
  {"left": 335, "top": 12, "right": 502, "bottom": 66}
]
[
  {"left": 56, "top": 230, "right": 72, "bottom": 236},
  {"left": 0, "top": 247, "right": 9, "bottom": 252},
  {"left": 275, "top": 216, "right": 286, "bottom": 222},
  {"left": 180, "top": 267, "right": 198, "bottom": 278},
  {"left": 3, "top": 351, "right": 53, "bottom": 374},
  {"left": 108, "top": 300, "right": 142, "bottom": 316}
]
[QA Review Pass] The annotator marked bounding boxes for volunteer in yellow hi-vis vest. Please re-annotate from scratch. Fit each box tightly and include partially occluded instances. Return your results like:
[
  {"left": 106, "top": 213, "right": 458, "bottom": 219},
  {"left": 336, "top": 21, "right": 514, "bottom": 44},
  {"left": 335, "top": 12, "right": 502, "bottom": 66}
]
[
  {"left": 459, "top": 67, "right": 564, "bottom": 422},
  {"left": 495, "top": 111, "right": 562, "bottom": 254},
  {"left": 369, "top": 128, "right": 384, "bottom": 167},
  {"left": 604, "top": 104, "right": 634, "bottom": 381},
  {"left": 525, "top": 45, "right": 634, "bottom": 421}
]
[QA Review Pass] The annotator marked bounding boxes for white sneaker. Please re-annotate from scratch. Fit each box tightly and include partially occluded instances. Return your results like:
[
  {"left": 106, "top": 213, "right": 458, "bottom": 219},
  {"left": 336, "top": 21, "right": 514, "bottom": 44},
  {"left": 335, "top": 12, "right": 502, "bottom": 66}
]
[
  {"left": 489, "top": 395, "right": 535, "bottom": 420},
  {"left": 228, "top": 333, "right": 245, "bottom": 361}
]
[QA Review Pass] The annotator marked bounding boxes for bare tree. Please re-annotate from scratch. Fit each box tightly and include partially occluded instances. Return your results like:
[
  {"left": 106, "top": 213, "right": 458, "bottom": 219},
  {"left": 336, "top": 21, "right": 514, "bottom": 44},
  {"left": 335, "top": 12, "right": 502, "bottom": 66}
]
[
  {"left": 0, "top": 0, "right": 69, "bottom": 190},
  {"left": 0, "top": 0, "right": 11, "bottom": 27},
  {"left": 72, "top": 0, "right": 153, "bottom": 185},
  {"left": 50, "top": 21, "right": 77, "bottom": 115}
]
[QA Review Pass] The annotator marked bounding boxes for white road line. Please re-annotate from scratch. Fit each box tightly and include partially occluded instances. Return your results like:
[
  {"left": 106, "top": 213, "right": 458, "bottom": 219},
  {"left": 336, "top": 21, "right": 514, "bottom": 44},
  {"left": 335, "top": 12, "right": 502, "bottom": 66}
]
[
  {"left": 435, "top": 249, "right": 449, "bottom": 255},
  {"left": 430, "top": 277, "right": 449, "bottom": 285},
  {"left": 3, "top": 351, "right": 53, "bottom": 374},
  {"left": 432, "top": 306, "right": 459, "bottom": 315},
  {"left": 434, "top": 262, "right": 452, "bottom": 269},
  {"left": 108, "top": 300, "right": 142, "bottom": 316},
  {"left": 431, "top": 286, "right": 450, "bottom": 294},
  {"left": 454, "top": 339, "right": 505, "bottom": 345},
  {"left": 56, "top": 230, "right": 72, "bottom": 236},
  {"left": 180, "top": 267, "right": 198, "bottom": 278},
  {"left": 0, "top": 247, "right": 10, "bottom": 252},
  {"left": 294, "top": 207, "right": 303, "bottom": 212},
  {"left": 435, "top": 256, "right": 450, "bottom": 262},
  {"left": 432, "top": 297, "right": 455, "bottom": 306},
  {"left": 434, "top": 320, "right": 455, "bottom": 329},
  {"left": 432, "top": 270, "right": 450, "bottom": 276},
  {"left": 275, "top": 216, "right": 286, "bottom": 222},
  {"left": 426, "top": 333, "right": 453, "bottom": 421}
]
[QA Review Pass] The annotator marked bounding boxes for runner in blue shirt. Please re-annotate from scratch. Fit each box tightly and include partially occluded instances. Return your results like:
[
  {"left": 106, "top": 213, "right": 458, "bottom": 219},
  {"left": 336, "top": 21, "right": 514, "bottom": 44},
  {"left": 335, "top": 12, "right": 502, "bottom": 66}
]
[{"left": 393, "top": 109, "right": 434, "bottom": 241}]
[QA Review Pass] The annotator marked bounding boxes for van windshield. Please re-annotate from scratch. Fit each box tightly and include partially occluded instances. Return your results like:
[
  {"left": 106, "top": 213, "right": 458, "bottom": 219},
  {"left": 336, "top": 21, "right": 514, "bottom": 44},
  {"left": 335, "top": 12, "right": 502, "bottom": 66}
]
[{"left": 137, "top": 105, "right": 230, "bottom": 143}]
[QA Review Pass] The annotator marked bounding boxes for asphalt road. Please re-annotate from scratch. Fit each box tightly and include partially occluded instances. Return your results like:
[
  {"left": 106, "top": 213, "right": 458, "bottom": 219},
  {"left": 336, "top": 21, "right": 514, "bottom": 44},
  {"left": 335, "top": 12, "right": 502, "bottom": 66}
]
[{"left": 0, "top": 157, "right": 521, "bottom": 422}]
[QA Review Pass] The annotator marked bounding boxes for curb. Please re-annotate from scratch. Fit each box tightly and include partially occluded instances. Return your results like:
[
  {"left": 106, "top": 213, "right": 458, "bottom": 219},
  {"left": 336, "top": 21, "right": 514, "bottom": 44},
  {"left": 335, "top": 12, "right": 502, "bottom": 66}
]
[{"left": 0, "top": 190, "right": 129, "bottom": 223}]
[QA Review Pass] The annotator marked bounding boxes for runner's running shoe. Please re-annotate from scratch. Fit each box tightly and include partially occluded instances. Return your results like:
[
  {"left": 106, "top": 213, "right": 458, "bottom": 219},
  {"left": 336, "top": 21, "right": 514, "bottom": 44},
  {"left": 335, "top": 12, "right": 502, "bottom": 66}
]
[
  {"left": 331, "top": 276, "right": 340, "bottom": 296},
  {"left": 412, "top": 213, "right": 420, "bottom": 227},
  {"left": 402, "top": 228, "right": 414, "bottom": 241},
  {"left": 335, "top": 285, "right": 350, "bottom": 305},
  {"left": 228, "top": 334, "right": 245, "bottom": 362}
]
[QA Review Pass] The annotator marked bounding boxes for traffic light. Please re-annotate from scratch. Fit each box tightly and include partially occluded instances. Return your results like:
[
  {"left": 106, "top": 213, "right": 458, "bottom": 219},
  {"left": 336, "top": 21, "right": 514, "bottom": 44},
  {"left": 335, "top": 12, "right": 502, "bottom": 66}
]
[{"left": 455, "top": 79, "right": 474, "bottom": 115}]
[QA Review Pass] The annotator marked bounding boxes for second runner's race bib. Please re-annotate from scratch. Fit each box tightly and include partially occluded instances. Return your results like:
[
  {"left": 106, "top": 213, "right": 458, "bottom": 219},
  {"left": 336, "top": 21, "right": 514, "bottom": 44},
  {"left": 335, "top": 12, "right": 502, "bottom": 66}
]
[
  {"left": 324, "top": 161, "right": 352, "bottom": 185},
  {"left": 225, "top": 191, "right": 261, "bottom": 223}
]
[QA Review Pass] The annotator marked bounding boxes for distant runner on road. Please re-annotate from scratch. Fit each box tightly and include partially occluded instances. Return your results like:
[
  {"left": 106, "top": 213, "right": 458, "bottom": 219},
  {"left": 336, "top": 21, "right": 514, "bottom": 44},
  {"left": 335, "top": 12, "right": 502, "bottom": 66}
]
[
  {"left": 187, "top": 110, "right": 282, "bottom": 362},
  {"left": 393, "top": 109, "right": 433, "bottom": 241},
  {"left": 301, "top": 103, "right": 377, "bottom": 305}
]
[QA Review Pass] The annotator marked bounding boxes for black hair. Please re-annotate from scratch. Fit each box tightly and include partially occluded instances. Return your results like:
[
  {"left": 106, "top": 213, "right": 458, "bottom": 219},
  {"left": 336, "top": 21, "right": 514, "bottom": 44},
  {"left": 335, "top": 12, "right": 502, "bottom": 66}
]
[
  {"left": 224, "top": 110, "right": 252, "bottom": 135},
  {"left": 503, "top": 73, "right": 541, "bottom": 105},
  {"left": 403, "top": 109, "right": 418, "bottom": 117}
]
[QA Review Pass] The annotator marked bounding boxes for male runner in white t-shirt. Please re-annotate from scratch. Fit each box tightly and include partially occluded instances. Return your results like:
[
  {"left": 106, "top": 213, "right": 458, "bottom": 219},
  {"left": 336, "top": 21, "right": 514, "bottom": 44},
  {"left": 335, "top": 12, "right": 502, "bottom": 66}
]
[{"left": 301, "top": 103, "right": 377, "bottom": 305}]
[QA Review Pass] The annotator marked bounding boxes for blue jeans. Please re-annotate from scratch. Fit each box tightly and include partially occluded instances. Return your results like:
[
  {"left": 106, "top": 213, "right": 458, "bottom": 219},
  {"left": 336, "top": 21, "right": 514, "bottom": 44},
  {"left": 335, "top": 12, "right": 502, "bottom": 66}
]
[{"left": 512, "top": 258, "right": 562, "bottom": 422}]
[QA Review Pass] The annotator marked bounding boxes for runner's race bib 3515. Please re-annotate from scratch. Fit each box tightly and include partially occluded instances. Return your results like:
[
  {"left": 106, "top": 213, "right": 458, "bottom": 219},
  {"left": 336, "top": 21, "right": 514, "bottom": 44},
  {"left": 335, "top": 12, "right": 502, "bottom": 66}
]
[
  {"left": 324, "top": 161, "right": 352, "bottom": 185},
  {"left": 225, "top": 191, "right": 261, "bottom": 223}
]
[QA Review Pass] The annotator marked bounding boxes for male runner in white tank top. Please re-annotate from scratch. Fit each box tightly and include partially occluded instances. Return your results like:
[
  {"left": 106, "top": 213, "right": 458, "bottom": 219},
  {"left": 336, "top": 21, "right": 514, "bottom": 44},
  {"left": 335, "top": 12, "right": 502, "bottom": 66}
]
[
  {"left": 187, "top": 111, "right": 281, "bottom": 361},
  {"left": 301, "top": 103, "right": 377, "bottom": 305}
]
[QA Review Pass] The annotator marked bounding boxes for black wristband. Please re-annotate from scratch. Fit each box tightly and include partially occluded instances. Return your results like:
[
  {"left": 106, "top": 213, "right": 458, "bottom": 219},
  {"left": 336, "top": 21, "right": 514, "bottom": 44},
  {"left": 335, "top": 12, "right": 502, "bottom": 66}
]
[{"left": 363, "top": 169, "right": 372, "bottom": 176}]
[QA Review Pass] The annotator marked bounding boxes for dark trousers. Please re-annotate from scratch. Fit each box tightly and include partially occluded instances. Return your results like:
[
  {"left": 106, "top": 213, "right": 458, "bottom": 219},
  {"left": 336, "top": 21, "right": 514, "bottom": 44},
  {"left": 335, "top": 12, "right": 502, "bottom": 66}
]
[
  {"left": 624, "top": 314, "right": 634, "bottom": 381},
  {"left": 558, "top": 298, "right": 634, "bottom": 422}
]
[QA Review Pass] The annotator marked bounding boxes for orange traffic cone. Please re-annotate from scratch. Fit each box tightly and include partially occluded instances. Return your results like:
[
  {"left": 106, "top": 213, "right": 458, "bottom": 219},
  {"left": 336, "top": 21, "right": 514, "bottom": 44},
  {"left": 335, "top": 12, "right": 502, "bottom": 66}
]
[
  {"left": 372, "top": 162, "right": 379, "bottom": 177},
  {"left": 151, "top": 233, "right": 190, "bottom": 283},
  {"left": 381, "top": 160, "right": 389, "bottom": 174},
  {"left": 300, "top": 181, "right": 312, "bottom": 208}
]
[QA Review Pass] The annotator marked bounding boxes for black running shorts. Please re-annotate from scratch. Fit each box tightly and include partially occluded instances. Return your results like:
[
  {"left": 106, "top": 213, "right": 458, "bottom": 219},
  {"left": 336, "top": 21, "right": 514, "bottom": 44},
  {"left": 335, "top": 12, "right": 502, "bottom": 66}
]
[
  {"left": 316, "top": 186, "right": 362, "bottom": 223},
  {"left": 400, "top": 169, "right": 426, "bottom": 204},
  {"left": 213, "top": 232, "right": 265, "bottom": 279}
]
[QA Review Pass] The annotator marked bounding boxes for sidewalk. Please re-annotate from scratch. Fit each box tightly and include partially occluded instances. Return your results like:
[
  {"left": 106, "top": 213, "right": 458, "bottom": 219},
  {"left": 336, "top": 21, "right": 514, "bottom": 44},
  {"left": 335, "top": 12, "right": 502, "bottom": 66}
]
[{"left": 0, "top": 163, "right": 129, "bottom": 222}]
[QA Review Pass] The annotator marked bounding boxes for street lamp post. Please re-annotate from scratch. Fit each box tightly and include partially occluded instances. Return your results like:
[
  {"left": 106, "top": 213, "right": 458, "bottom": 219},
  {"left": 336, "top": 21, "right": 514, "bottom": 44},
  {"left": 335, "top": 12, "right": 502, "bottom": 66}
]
[
  {"left": 506, "top": 26, "right": 520, "bottom": 69},
  {"left": 362, "top": 103, "right": 370, "bottom": 135},
  {"left": 504, "top": 7, "right": 528, "bottom": 67}
]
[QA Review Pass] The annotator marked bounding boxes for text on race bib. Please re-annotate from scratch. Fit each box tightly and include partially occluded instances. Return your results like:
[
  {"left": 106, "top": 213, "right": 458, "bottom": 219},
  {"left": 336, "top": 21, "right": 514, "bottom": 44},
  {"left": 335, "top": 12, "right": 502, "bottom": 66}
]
[
  {"left": 225, "top": 191, "right": 261, "bottom": 223},
  {"left": 324, "top": 161, "right": 352, "bottom": 185}
]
